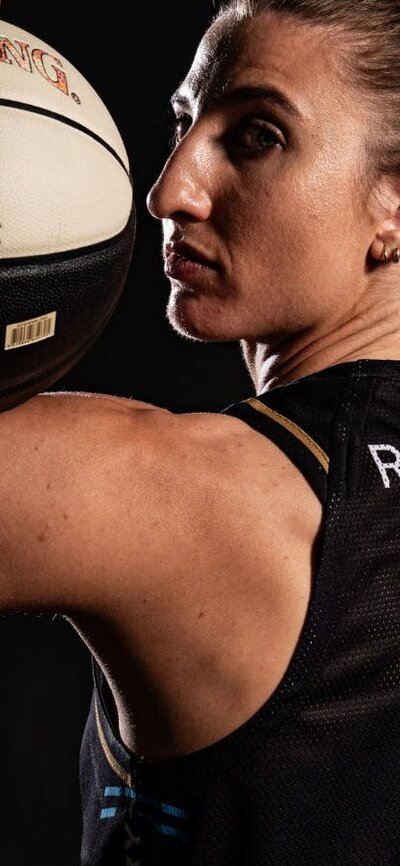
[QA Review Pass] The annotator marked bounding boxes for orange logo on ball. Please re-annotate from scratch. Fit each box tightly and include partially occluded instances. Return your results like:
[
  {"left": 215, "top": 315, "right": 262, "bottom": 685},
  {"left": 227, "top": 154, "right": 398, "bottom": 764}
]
[{"left": 0, "top": 37, "right": 70, "bottom": 96}]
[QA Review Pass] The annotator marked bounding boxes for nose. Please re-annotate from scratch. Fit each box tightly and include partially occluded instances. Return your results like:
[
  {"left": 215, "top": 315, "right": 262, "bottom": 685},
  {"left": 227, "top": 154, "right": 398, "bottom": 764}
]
[{"left": 146, "top": 128, "right": 213, "bottom": 223}]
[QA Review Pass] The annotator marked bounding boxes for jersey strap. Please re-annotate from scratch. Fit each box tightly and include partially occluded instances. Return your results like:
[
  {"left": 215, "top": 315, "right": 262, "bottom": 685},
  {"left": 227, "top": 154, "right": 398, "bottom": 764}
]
[{"left": 222, "top": 394, "right": 330, "bottom": 505}]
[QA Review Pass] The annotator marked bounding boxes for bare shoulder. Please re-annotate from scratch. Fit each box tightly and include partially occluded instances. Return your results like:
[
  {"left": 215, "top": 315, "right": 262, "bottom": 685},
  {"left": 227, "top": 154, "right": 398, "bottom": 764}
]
[
  {"left": 0, "top": 390, "right": 321, "bottom": 617},
  {"left": 0, "top": 390, "right": 325, "bottom": 757},
  {"left": 0, "top": 391, "right": 256, "bottom": 609}
]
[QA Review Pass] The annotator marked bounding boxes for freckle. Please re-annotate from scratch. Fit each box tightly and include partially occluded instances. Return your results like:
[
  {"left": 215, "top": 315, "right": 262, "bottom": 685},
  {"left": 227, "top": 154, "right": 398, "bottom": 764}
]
[
  {"left": 198, "top": 611, "right": 205, "bottom": 619},
  {"left": 142, "top": 598, "right": 147, "bottom": 605},
  {"left": 46, "top": 482, "right": 52, "bottom": 490},
  {"left": 34, "top": 445, "right": 38, "bottom": 452},
  {"left": 37, "top": 533, "right": 46, "bottom": 542},
  {"left": 63, "top": 513, "right": 68, "bottom": 520}
]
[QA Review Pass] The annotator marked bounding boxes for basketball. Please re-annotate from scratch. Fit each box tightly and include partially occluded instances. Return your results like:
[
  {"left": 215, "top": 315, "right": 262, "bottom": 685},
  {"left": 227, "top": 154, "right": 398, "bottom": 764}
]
[{"left": 0, "top": 19, "right": 135, "bottom": 410}]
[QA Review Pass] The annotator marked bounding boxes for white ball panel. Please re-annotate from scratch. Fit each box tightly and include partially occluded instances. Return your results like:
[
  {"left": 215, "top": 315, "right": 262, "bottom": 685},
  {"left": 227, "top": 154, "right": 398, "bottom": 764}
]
[
  {"left": 0, "top": 108, "right": 133, "bottom": 257},
  {"left": 0, "top": 19, "right": 130, "bottom": 172}
]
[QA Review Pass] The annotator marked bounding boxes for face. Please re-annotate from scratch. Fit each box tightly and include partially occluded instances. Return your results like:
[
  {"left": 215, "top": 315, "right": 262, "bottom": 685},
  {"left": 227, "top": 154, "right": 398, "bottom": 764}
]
[{"left": 147, "top": 12, "right": 375, "bottom": 344}]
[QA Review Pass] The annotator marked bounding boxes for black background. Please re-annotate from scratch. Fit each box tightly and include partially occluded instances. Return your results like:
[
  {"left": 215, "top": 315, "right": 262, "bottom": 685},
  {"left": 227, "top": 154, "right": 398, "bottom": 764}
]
[{"left": 0, "top": 2, "right": 253, "bottom": 863}]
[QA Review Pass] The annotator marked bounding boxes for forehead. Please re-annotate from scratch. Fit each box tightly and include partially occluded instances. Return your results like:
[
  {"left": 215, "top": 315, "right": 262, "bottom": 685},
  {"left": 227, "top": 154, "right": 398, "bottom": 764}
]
[{"left": 173, "top": 12, "right": 353, "bottom": 122}]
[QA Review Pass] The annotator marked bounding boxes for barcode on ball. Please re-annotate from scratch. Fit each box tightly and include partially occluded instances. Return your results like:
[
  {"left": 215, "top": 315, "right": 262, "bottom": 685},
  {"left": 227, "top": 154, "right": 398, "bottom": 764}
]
[{"left": 4, "top": 311, "right": 57, "bottom": 350}]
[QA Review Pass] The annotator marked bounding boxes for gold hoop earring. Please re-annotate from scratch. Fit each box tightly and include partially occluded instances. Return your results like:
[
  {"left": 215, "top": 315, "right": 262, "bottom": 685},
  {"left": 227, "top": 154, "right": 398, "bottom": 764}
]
[{"left": 392, "top": 248, "right": 400, "bottom": 264}]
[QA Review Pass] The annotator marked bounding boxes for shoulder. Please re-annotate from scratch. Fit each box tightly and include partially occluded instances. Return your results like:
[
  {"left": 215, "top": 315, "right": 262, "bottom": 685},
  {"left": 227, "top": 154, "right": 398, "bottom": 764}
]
[
  {"left": 9, "top": 389, "right": 270, "bottom": 488},
  {"left": 0, "top": 391, "right": 256, "bottom": 606},
  {"left": 0, "top": 390, "right": 320, "bottom": 614}
]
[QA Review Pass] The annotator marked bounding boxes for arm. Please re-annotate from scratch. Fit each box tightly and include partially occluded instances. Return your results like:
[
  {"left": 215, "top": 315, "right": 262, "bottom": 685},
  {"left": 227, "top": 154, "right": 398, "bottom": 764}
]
[
  {"left": 0, "top": 390, "right": 255, "bottom": 615},
  {"left": 0, "top": 391, "right": 185, "bottom": 613},
  {"left": 0, "top": 389, "right": 323, "bottom": 757}
]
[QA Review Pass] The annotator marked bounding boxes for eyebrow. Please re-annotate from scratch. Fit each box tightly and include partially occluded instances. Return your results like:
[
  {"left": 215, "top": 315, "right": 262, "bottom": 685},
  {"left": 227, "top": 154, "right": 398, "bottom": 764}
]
[{"left": 170, "top": 84, "right": 303, "bottom": 122}]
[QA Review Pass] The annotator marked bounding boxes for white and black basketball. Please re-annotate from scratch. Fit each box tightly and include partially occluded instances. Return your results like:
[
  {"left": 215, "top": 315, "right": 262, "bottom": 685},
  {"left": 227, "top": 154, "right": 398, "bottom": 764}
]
[{"left": 0, "top": 20, "right": 135, "bottom": 410}]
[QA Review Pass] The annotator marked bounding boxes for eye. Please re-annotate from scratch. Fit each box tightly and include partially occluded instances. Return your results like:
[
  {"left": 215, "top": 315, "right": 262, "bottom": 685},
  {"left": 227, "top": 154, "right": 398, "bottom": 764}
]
[
  {"left": 228, "top": 120, "right": 283, "bottom": 156},
  {"left": 169, "top": 113, "right": 192, "bottom": 149}
]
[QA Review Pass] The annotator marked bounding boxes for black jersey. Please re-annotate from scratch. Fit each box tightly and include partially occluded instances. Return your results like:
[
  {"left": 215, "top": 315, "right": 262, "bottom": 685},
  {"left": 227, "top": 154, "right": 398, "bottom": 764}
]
[{"left": 80, "top": 359, "right": 400, "bottom": 865}]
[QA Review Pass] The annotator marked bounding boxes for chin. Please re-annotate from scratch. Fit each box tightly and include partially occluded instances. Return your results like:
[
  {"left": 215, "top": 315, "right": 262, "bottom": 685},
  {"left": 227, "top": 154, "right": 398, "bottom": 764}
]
[
  {"left": 166, "top": 296, "right": 238, "bottom": 343},
  {"left": 166, "top": 289, "right": 210, "bottom": 342},
  {"left": 166, "top": 302, "right": 211, "bottom": 342}
]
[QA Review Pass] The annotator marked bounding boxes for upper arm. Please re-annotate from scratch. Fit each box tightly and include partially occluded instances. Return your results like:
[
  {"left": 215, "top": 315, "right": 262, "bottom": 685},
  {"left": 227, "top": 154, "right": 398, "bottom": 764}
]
[
  {"left": 0, "top": 390, "right": 316, "bottom": 624},
  {"left": 0, "top": 392, "right": 185, "bottom": 612},
  {"left": 0, "top": 392, "right": 238, "bottom": 614}
]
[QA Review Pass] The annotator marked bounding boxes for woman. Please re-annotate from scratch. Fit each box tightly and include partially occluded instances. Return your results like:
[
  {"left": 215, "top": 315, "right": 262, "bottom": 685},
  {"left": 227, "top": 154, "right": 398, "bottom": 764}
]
[{"left": 3, "top": 1, "right": 400, "bottom": 863}]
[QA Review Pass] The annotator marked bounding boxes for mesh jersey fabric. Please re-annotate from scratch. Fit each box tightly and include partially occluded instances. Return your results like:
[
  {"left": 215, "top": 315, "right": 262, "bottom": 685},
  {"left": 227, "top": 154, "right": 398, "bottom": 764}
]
[{"left": 79, "top": 358, "right": 400, "bottom": 865}]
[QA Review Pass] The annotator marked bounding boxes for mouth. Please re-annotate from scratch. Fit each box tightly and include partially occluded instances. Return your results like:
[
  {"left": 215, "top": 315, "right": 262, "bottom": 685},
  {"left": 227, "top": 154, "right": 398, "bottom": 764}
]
[{"left": 164, "top": 241, "right": 219, "bottom": 281}]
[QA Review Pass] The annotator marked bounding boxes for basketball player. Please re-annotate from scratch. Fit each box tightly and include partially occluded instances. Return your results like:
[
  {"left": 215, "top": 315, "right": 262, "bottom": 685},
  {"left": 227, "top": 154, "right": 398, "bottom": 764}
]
[{"left": 2, "top": 1, "right": 400, "bottom": 862}]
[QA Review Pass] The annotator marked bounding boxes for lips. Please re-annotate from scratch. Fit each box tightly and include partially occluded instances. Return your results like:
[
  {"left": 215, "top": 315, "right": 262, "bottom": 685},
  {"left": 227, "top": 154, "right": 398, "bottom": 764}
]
[
  {"left": 163, "top": 241, "right": 219, "bottom": 281},
  {"left": 165, "top": 255, "right": 216, "bottom": 281},
  {"left": 165, "top": 241, "right": 218, "bottom": 267}
]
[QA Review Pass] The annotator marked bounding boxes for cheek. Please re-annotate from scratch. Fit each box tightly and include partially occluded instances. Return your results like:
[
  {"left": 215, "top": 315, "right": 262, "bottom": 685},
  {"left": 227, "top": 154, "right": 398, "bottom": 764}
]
[
  {"left": 216, "top": 178, "right": 308, "bottom": 299},
  {"left": 240, "top": 168, "right": 351, "bottom": 280},
  {"left": 291, "top": 146, "right": 362, "bottom": 254},
  {"left": 210, "top": 148, "right": 364, "bottom": 334}
]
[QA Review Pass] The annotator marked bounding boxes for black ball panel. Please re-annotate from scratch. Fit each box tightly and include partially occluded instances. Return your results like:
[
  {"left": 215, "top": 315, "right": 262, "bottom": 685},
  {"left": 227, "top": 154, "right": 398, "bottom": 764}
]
[{"left": 0, "top": 206, "right": 136, "bottom": 410}]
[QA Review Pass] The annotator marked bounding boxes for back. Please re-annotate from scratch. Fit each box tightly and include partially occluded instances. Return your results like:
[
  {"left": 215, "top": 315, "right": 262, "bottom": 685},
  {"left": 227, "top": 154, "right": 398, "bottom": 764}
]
[{"left": 80, "top": 358, "right": 400, "bottom": 865}]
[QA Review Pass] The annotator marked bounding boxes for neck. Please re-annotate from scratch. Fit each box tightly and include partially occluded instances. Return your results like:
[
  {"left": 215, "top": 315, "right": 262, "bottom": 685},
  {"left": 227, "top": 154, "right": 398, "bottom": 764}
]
[{"left": 241, "top": 295, "right": 400, "bottom": 393}]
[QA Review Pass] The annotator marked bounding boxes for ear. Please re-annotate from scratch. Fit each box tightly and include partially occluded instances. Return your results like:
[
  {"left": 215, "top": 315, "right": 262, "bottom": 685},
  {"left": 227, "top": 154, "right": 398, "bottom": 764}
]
[{"left": 369, "top": 178, "right": 400, "bottom": 264}]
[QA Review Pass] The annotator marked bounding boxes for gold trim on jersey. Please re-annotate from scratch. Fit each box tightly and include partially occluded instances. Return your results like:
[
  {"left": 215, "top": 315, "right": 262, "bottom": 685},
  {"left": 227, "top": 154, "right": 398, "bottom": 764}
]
[
  {"left": 95, "top": 698, "right": 132, "bottom": 786},
  {"left": 245, "top": 397, "right": 330, "bottom": 473}
]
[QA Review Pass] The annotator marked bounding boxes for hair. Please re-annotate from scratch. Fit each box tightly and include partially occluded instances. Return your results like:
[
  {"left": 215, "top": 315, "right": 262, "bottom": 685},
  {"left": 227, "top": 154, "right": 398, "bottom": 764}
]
[{"left": 213, "top": 0, "right": 400, "bottom": 186}]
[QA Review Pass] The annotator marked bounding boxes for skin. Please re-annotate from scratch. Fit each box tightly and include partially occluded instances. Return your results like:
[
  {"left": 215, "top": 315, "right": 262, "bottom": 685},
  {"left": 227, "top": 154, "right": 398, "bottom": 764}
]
[
  {"left": 147, "top": 11, "right": 400, "bottom": 391},
  {"left": 1, "top": 11, "right": 400, "bottom": 761}
]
